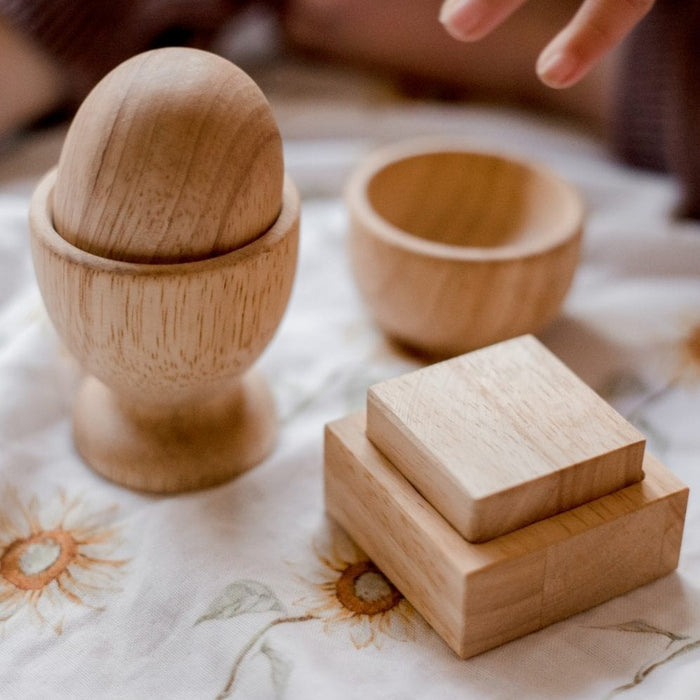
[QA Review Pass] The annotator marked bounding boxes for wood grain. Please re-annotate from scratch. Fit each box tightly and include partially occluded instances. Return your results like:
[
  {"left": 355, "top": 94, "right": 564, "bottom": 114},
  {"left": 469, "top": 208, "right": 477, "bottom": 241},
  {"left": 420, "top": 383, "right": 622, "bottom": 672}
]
[
  {"left": 53, "top": 47, "right": 284, "bottom": 264},
  {"left": 325, "top": 412, "right": 688, "bottom": 659},
  {"left": 345, "top": 138, "right": 584, "bottom": 358},
  {"left": 73, "top": 370, "right": 276, "bottom": 493},
  {"left": 367, "top": 335, "right": 646, "bottom": 542},
  {"left": 30, "top": 170, "right": 299, "bottom": 492}
]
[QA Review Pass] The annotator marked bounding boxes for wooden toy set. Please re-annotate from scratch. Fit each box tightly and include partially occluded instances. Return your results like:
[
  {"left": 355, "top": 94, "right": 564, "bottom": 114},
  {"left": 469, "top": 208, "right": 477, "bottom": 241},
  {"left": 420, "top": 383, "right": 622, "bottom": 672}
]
[
  {"left": 29, "top": 48, "right": 299, "bottom": 493},
  {"left": 27, "top": 48, "right": 688, "bottom": 658},
  {"left": 324, "top": 335, "right": 688, "bottom": 658}
]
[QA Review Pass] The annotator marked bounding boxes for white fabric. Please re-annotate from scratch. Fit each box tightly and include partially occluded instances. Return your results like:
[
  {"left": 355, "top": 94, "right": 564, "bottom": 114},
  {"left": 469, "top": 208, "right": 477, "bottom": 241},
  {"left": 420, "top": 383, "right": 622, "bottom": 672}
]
[{"left": 1, "top": 72, "right": 699, "bottom": 700}]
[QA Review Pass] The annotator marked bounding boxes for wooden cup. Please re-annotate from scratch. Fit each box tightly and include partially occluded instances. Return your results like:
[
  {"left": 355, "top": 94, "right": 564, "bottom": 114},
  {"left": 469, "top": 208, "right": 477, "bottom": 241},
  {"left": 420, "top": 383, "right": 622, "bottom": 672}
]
[
  {"left": 30, "top": 169, "right": 299, "bottom": 493},
  {"left": 346, "top": 138, "right": 584, "bottom": 358}
]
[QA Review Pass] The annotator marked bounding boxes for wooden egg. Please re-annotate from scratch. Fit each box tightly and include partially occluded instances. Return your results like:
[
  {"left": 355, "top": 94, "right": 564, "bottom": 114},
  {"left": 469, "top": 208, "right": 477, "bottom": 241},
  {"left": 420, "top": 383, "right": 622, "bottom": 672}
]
[
  {"left": 53, "top": 47, "right": 284, "bottom": 263},
  {"left": 29, "top": 48, "right": 299, "bottom": 493},
  {"left": 345, "top": 138, "right": 584, "bottom": 358}
]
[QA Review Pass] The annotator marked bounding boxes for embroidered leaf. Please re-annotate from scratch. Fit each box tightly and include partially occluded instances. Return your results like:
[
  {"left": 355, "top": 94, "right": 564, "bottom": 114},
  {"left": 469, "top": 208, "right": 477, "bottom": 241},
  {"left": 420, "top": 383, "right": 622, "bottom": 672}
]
[
  {"left": 196, "top": 580, "right": 286, "bottom": 624},
  {"left": 260, "top": 641, "right": 292, "bottom": 699},
  {"left": 611, "top": 637, "right": 700, "bottom": 695},
  {"left": 592, "top": 619, "right": 689, "bottom": 642}
]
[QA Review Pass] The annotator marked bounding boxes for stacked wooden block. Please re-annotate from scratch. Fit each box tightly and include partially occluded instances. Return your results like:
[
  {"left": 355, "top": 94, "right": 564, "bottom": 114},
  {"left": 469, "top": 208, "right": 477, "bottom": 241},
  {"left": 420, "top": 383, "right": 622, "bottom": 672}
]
[{"left": 324, "top": 335, "right": 688, "bottom": 658}]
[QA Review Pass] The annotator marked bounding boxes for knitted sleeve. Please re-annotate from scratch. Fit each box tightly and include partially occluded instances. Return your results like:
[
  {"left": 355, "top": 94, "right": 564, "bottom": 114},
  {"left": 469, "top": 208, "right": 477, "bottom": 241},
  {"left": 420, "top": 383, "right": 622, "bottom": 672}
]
[
  {"left": 0, "top": 0, "right": 254, "bottom": 100},
  {"left": 610, "top": 0, "right": 700, "bottom": 217}
]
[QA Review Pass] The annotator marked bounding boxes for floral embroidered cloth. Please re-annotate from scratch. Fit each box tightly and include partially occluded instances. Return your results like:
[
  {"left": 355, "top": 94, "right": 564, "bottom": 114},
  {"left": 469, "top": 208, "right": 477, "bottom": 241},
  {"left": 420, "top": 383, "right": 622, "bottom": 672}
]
[{"left": 1, "top": 63, "right": 699, "bottom": 699}]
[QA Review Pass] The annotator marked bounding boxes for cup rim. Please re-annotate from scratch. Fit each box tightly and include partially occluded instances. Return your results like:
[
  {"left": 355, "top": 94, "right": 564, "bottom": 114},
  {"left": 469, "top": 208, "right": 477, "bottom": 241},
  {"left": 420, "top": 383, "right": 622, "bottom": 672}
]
[
  {"left": 30, "top": 168, "right": 300, "bottom": 276},
  {"left": 345, "top": 136, "right": 585, "bottom": 262}
]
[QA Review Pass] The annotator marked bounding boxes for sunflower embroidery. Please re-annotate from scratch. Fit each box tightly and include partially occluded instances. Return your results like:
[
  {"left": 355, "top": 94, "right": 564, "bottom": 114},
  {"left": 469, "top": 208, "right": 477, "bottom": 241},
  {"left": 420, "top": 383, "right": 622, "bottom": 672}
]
[
  {"left": 0, "top": 489, "right": 128, "bottom": 634},
  {"left": 615, "top": 317, "right": 700, "bottom": 441},
  {"left": 567, "top": 282, "right": 700, "bottom": 385},
  {"left": 199, "top": 526, "right": 422, "bottom": 698},
  {"left": 293, "top": 526, "right": 419, "bottom": 649},
  {"left": 570, "top": 281, "right": 700, "bottom": 450}
]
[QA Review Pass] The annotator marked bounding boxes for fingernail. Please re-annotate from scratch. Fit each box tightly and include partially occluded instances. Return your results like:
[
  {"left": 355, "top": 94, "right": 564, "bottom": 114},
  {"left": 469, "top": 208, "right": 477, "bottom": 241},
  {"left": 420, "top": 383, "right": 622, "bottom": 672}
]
[
  {"left": 439, "top": 0, "right": 482, "bottom": 41},
  {"left": 536, "top": 50, "right": 579, "bottom": 88},
  {"left": 439, "top": 0, "right": 465, "bottom": 21}
]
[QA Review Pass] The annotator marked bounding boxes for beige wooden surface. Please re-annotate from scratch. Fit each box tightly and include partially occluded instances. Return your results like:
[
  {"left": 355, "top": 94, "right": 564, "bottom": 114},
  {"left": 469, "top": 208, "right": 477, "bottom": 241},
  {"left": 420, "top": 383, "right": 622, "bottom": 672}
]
[
  {"left": 345, "top": 139, "right": 584, "bottom": 358},
  {"left": 326, "top": 411, "right": 688, "bottom": 659},
  {"left": 30, "top": 170, "right": 299, "bottom": 492},
  {"left": 53, "top": 48, "right": 284, "bottom": 264},
  {"left": 367, "top": 335, "right": 646, "bottom": 542},
  {"left": 26, "top": 48, "right": 299, "bottom": 493}
]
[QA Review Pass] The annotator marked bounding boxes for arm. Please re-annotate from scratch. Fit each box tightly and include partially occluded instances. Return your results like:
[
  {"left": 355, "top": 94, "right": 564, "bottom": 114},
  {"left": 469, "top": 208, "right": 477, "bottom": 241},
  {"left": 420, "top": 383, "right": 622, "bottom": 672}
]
[
  {"left": 282, "top": 0, "right": 612, "bottom": 125},
  {"left": 440, "top": 0, "right": 656, "bottom": 87}
]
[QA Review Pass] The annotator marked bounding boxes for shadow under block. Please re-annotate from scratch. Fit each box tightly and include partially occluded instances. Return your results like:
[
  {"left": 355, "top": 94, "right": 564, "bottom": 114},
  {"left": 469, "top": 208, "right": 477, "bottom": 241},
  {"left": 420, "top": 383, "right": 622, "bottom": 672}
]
[
  {"left": 367, "top": 335, "right": 646, "bottom": 543},
  {"left": 325, "top": 412, "right": 688, "bottom": 659}
]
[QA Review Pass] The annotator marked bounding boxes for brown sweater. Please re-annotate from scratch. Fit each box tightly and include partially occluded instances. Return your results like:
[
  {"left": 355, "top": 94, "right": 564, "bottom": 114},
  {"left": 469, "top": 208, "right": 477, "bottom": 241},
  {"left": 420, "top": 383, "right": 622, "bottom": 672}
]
[
  {"left": 0, "top": 0, "right": 257, "bottom": 99},
  {"left": 610, "top": 0, "right": 700, "bottom": 218},
  {"left": 1, "top": 0, "right": 698, "bottom": 218}
]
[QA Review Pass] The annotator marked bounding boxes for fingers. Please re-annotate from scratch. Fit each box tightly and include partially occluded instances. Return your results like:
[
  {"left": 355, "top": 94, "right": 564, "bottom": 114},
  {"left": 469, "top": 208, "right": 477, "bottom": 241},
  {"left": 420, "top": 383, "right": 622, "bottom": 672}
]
[
  {"left": 440, "top": 0, "right": 656, "bottom": 88},
  {"left": 439, "top": 0, "right": 529, "bottom": 42},
  {"left": 536, "top": 0, "right": 656, "bottom": 88}
]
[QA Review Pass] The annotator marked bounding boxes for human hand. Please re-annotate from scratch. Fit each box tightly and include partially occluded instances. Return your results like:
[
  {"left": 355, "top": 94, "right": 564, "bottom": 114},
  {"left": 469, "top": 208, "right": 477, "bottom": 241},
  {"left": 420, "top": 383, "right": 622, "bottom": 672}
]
[{"left": 439, "top": 0, "right": 655, "bottom": 88}]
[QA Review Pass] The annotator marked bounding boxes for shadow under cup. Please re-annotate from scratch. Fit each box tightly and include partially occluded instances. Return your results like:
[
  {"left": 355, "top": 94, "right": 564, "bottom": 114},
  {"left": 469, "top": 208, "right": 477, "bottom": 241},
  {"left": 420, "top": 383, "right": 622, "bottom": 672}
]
[{"left": 345, "top": 140, "right": 585, "bottom": 358}]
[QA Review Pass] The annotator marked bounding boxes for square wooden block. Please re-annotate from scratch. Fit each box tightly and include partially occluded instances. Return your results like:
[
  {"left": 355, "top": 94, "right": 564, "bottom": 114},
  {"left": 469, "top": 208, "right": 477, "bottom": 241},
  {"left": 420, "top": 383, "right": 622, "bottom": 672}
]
[
  {"left": 367, "top": 335, "right": 646, "bottom": 542},
  {"left": 325, "top": 412, "right": 688, "bottom": 659}
]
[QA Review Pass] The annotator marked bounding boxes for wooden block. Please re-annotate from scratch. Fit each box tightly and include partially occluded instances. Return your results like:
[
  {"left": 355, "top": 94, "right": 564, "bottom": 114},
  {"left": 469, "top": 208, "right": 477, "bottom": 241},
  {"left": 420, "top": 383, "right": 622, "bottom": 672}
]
[
  {"left": 367, "top": 335, "right": 646, "bottom": 542},
  {"left": 325, "top": 412, "right": 688, "bottom": 659}
]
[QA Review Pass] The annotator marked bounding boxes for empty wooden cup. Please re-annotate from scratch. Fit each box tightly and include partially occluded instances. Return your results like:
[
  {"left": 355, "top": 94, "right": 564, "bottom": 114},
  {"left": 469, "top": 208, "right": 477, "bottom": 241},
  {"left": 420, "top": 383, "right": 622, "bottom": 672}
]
[
  {"left": 346, "top": 138, "right": 584, "bottom": 358},
  {"left": 29, "top": 48, "right": 299, "bottom": 493}
]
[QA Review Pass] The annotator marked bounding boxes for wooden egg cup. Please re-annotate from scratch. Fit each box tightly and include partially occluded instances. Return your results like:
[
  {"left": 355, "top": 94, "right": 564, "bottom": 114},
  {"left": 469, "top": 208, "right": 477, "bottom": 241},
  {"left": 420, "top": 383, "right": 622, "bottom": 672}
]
[
  {"left": 346, "top": 138, "right": 584, "bottom": 358},
  {"left": 30, "top": 170, "right": 300, "bottom": 493}
]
